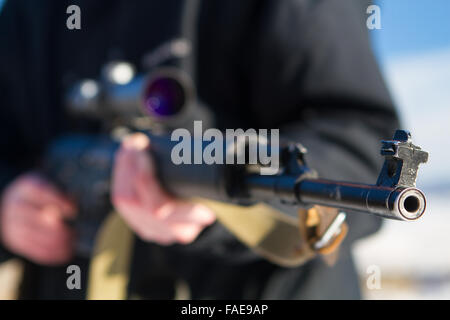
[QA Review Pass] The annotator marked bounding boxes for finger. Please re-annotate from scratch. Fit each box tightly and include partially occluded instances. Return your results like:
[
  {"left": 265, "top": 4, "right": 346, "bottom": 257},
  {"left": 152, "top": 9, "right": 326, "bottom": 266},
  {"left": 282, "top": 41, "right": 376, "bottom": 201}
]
[
  {"left": 5, "top": 222, "right": 74, "bottom": 265},
  {"left": 112, "top": 146, "right": 140, "bottom": 203},
  {"left": 170, "top": 223, "right": 203, "bottom": 244},
  {"left": 16, "top": 178, "right": 76, "bottom": 218},
  {"left": 134, "top": 159, "right": 172, "bottom": 217},
  {"left": 122, "top": 133, "right": 151, "bottom": 152},
  {"left": 114, "top": 201, "right": 177, "bottom": 244},
  {"left": 114, "top": 139, "right": 171, "bottom": 216},
  {"left": 18, "top": 220, "right": 73, "bottom": 252},
  {"left": 3, "top": 199, "right": 50, "bottom": 232},
  {"left": 5, "top": 199, "right": 73, "bottom": 235},
  {"left": 164, "top": 201, "right": 216, "bottom": 226}
]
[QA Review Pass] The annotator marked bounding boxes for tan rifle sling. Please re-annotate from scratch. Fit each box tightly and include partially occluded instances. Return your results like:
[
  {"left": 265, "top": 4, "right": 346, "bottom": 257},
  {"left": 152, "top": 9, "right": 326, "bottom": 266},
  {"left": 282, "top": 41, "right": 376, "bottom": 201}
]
[{"left": 87, "top": 201, "right": 347, "bottom": 299}]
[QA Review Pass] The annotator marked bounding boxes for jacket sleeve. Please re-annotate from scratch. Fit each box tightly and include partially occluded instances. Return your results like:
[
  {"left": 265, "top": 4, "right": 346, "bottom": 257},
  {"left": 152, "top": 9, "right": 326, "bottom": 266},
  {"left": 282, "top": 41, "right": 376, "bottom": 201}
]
[
  {"left": 244, "top": 0, "right": 400, "bottom": 243},
  {"left": 0, "top": 0, "right": 35, "bottom": 263},
  {"left": 183, "top": 0, "right": 399, "bottom": 264}
]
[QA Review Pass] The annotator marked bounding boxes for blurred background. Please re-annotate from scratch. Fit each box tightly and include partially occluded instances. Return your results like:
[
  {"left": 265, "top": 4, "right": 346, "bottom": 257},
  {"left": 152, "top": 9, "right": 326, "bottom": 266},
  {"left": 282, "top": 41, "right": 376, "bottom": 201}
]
[
  {"left": 354, "top": 0, "right": 450, "bottom": 299},
  {"left": 0, "top": 0, "right": 448, "bottom": 299}
]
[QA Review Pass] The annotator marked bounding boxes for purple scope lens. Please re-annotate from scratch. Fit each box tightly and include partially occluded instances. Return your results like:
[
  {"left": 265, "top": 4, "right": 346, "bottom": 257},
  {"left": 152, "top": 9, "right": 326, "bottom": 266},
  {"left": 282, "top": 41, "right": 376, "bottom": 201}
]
[{"left": 143, "top": 76, "right": 186, "bottom": 118}]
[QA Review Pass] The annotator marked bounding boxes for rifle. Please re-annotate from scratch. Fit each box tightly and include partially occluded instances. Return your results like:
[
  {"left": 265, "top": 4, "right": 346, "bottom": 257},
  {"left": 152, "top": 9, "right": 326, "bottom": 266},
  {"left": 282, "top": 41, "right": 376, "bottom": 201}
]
[{"left": 43, "top": 59, "right": 429, "bottom": 258}]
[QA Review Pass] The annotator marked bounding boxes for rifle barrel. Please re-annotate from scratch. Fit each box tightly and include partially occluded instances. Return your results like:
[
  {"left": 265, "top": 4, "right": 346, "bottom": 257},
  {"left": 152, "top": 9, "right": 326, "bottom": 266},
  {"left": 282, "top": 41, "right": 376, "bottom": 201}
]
[{"left": 245, "top": 175, "right": 426, "bottom": 221}]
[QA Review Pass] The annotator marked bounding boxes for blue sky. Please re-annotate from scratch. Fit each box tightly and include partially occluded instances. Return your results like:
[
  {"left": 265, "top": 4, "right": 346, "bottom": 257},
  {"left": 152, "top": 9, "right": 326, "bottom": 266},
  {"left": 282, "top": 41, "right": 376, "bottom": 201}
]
[
  {"left": 368, "top": 1, "right": 450, "bottom": 188},
  {"left": 372, "top": 0, "right": 450, "bottom": 60}
]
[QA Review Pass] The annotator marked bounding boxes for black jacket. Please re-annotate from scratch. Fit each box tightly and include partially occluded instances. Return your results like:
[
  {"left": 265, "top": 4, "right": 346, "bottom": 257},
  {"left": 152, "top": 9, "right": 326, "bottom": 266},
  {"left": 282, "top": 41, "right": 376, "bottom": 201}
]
[{"left": 0, "top": 0, "right": 399, "bottom": 299}]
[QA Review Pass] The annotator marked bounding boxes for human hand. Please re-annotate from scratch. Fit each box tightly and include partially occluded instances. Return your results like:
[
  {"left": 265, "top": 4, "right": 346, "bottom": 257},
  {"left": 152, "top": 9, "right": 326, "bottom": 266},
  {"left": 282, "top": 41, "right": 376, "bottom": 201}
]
[
  {"left": 0, "top": 173, "right": 76, "bottom": 265},
  {"left": 111, "top": 133, "right": 216, "bottom": 245}
]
